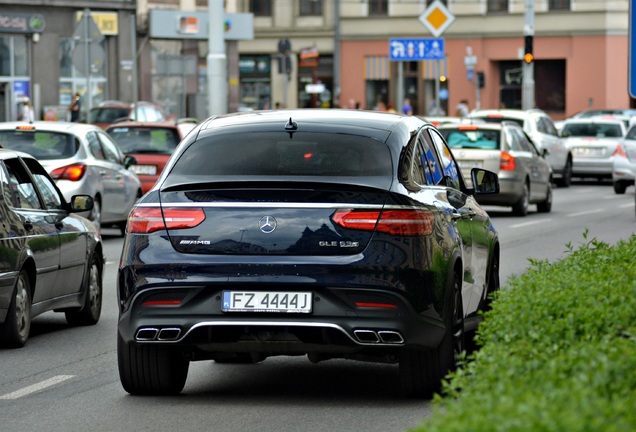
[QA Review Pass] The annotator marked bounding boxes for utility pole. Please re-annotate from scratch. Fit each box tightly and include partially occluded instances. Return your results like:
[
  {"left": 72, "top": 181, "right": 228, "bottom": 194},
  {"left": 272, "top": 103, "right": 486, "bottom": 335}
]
[
  {"left": 522, "top": 0, "right": 535, "bottom": 110},
  {"left": 333, "top": 0, "right": 341, "bottom": 107},
  {"left": 207, "top": 0, "right": 227, "bottom": 115}
]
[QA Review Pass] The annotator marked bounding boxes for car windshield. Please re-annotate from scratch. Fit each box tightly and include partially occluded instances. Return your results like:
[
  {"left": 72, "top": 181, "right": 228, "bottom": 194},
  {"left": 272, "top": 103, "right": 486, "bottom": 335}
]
[
  {"left": 108, "top": 127, "right": 181, "bottom": 155},
  {"left": 0, "top": 130, "right": 79, "bottom": 160},
  {"left": 168, "top": 132, "right": 392, "bottom": 178},
  {"left": 439, "top": 129, "right": 500, "bottom": 150},
  {"left": 88, "top": 107, "right": 130, "bottom": 124},
  {"left": 561, "top": 123, "right": 623, "bottom": 138}
]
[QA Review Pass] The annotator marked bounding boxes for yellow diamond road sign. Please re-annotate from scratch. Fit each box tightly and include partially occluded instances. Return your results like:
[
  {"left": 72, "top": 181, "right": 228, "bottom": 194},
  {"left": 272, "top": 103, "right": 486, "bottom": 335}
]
[{"left": 419, "top": 0, "right": 455, "bottom": 38}]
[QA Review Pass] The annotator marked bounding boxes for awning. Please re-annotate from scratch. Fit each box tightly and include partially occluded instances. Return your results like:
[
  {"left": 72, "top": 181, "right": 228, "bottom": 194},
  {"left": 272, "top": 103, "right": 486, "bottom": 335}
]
[
  {"left": 422, "top": 58, "right": 448, "bottom": 80},
  {"left": 365, "top": 56, "right": 390, "bottom": 80}
]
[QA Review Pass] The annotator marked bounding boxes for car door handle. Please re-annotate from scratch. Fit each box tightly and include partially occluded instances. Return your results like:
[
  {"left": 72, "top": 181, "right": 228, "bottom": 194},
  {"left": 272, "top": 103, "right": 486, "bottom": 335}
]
[{"left": 24, "top": 220, "right": 33, "bottom": 231}]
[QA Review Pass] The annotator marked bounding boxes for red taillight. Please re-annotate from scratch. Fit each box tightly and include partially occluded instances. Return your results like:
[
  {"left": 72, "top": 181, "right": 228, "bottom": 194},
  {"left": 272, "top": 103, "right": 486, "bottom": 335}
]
[
  {"left": 127, "top": 207, "right": 206, "bottom": 234},
  {"left": 458, "top": 125, "right": 479, "bottom": 131},
  {"left": 333, "top": 209, "right": 433, "bottom": 236},
  {"left": 50, "top": 163, "right": 87, "bottom": 181},
  {"left": 614, "top": 144, "right": 627, "bottom": 157},
  {"left": 500, "top": 151, "right": 516, "bottom": 171},
  {"left": 142, "top": 299, "right": 183, "bottom": 306}
]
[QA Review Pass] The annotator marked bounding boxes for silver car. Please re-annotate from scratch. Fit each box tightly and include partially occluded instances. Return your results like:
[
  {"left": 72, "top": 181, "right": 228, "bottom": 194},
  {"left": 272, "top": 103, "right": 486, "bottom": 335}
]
[
  {"left": 612, "top": 125, "right": 636, "bottom": 194},
  {"left": 560, "top": 118, "right": 627, "bottom": 180},
  {"left": 468, "top": 109, "right": 572, "bottom": 188},
  {"left": 0, "top": 122, "right": 142, "bottom": 233},
  {"left": 438, "top": 121, "right": 553, "bottom": 216}
]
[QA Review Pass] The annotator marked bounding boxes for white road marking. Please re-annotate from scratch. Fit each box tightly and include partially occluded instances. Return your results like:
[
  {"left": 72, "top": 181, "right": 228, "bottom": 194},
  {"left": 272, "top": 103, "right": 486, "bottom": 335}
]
[
  {"left": 0, "top": 375, "right": 74, "bottom": 400},
  {"left": 566, "top": 209, "right": 604, "bottom": 217},
  {"left": 510, "top": 219, "right": 551, "bottom": 228}
]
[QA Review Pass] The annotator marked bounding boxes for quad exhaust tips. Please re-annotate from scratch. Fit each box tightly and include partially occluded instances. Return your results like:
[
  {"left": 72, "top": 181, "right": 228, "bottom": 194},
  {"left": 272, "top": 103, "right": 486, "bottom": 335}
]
[
  {"left": 353, "top": 329, "right": 404, "bottom": 345},
  {"left": 135, "top": 327, "right": 182, "bottom": 341}
]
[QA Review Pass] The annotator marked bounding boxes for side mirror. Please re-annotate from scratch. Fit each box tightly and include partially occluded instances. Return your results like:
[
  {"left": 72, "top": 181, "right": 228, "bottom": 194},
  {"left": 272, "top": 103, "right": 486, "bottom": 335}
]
[
  {"left": 123, "top": 155, "right": 138, "bottom": 168},
  {"left": 70, "top": 194, "right": 94, "bottom": 212},
  {"left": 471, "top": 168, "right": 500, "bottom": 195}
]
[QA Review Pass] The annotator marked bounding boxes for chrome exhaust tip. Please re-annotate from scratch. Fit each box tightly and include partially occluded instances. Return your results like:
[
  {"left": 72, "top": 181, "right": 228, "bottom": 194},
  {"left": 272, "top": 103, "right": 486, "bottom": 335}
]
[
  {"left": 353, "top": 329, "right": 380, "bottom": 343},
  {"left": 136, "top": 327, "right": 159, "bottom": 341},
  {"left": 377, "top": 330, "right": 404, "bottom": 344},
  {"left": 157, "top": 327, "right": 181, "bottom": 341}
]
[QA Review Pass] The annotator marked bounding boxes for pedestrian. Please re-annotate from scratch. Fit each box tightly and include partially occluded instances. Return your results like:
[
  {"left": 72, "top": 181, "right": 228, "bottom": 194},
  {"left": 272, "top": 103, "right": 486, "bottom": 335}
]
[
  {"left": 402, "top": 98, "right": 413, "bottom": 116},
  {"left": 68, "top": 92, "right": 81, "bottom": 122},
  {"left": 455, "top": 99, "right": 469, "bottom": 118},
  {"left": 21, "top": 99, "right": 35, "bottom": 123}
]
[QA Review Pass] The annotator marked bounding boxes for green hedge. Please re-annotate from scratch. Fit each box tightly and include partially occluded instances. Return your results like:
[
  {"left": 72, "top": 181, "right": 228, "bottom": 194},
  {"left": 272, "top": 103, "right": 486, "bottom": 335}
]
[{"left": 413, "top": 231, "right": 636, "bottom": 432}]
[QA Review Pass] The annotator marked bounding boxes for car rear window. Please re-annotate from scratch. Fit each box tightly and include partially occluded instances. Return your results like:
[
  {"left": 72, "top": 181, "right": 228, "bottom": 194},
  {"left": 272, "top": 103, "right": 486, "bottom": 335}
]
[
  {"left": 108, "top": 127, "right": 181, "bottom": 155},
  {"left": 88, "top": 107, "right": 130, "bottom": 124},
  {"left": 0, "top": 130, "right": 79, "bottom": 160},
  {"left": 439, "top": 129, "right": 500, "bottom": 150},
  {"left": 561, "top": 123, "right": 623, "bottom": 138},
  {"left": 475, "top": 116, "right": 524, "bottom": 128},
  {"left": 169, "top": 132, "right": 392, "bottom": 177}
]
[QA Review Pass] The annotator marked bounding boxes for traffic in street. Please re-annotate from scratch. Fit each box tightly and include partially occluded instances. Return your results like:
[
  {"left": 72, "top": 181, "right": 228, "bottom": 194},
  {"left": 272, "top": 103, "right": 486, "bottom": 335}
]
[{"left": 1, "top": 180, "right": 633, "bottom": 432}]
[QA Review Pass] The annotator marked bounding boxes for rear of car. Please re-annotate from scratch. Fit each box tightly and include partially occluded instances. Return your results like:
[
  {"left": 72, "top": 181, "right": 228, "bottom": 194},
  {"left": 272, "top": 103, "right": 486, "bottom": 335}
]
[
  {"left": 116, "top": 110, "right": 501, "bottom": 398},
  {"left": 438, "top": 122, "right": 552, "bottom": 216},
  {"left": 612, "top": 125, "right": 636, "bottom": 194},
  {"left": 468, "top": 109, "right": 572, "bottom": 187},
  {"left": 560, "top": 119, "right": 626, "bottom": 179},
  {"left": 88, "top": 100, "right": 167, "bottom": 130},
  {"left": 106, "top": 122, "right": 182, "bottom": 194}
]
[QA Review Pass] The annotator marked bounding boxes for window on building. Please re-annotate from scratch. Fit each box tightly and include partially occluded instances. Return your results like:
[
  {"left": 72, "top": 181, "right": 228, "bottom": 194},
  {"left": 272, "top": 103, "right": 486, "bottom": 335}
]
[
  {"left": 300, "top": 0, "right": 323, "bottom": 16},
  {"left": 487, "top": 0, "right": 508, "bottom": 13},
  {"left": 535, "top": 60, "right": 565, "bottom": 113},
  {"left": 549, "top": 0, "right": 570, "bottom": 11},
  {"left": 250, "top": 0, "right": 272, "bottom": 16},
  {"left": 369, "top": 0, "right": 388, "bottom": 16}
]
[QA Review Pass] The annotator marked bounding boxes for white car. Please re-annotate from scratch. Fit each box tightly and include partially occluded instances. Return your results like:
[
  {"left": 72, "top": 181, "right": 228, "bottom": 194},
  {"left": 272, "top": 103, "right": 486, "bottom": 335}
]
[
  {"left": 560, "top": 118, "right": 627, "bottom": 181},
  {"left": 612, "top": 125, "right": 636, "bottom": 194},
  {"left": 468, "top": 109, "right": 573, "bottom": 188},
  {"left": 0, "top": 121, "right": 142, "bottom": 233}
]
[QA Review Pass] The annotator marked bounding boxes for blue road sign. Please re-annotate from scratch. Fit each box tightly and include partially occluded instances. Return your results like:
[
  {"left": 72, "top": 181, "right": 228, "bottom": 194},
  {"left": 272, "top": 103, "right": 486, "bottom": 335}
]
[
  {"left": 630, "top": 0, "right": 636, "bottom": 97},
  {"left": 389, "top": 38, "right": 445, "bottom": 61}
]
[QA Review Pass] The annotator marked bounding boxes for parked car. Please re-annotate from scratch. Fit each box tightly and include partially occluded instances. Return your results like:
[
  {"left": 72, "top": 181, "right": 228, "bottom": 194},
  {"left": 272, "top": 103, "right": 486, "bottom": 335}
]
[
  {"left": 87, "top": 100, "right": 167, "bottom": 130},
  {"left": 611, "top": 125, "right": 636, "bottom": 194},
  {"left": 116, "top": 109, "right": 501, "bottom": 398},
  {"left": 438, "top": 121, "right": 553, "bottom": 216},
  {"left": 0, "top": 122, "right": 143, "bottom": 233},
  {"left": 0, "top": 148, "right": 103, "bottom": 348},
  {"left": 106, "top": 121, "right": 184, "bottom": 194},
  {"left": 421, "top": 116, "right": 461, "bottom": 128},
  {"left": 468, "top": 109, "right": 573, "bottom": 187},
  {"left": 560, "top": 118, "right": 627, "bottom": 180}
]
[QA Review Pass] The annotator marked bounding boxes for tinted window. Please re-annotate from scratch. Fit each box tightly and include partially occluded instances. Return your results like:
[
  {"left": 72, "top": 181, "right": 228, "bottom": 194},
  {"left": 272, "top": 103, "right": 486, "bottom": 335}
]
[
  {"left": 108, "top": 127, "right": 181, "bottom": 155},
  {"left": 23, "top": 158, "right": 64, "bottom": 210},
  {"left": 561, "top": 123, "right": 623, "bottom": 138},
  {"left": 170, "top": 132, "right": 392, "bottom": 177},
  {"left": 87, "top": 132, "right": 105, "bottom": 160},
  {"left": 5, "top": 158, "right": 41, "bottom": 209},
  {"left": 0, "top": 161, "right": 15, "bottom": 206},
  {"left": 510, "top": 128, "right": 539, "bottom": 155},
  {"left": 0, "top": 130, "right": 78, "bottom": 160},
  {"left": 88, "top": 107, "right": 130, "bottom": 124},
  {"left": 98, "top": 133, "right": 123, "bottom": 164},
  {"left": 428, "top": 129, "right": 461, "bottom": 189}
]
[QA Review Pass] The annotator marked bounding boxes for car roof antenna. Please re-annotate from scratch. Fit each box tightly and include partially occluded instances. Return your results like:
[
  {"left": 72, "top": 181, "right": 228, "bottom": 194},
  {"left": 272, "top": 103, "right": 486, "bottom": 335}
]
[{"left": 285, "top": 117, "right": 298, "bottom": 138}]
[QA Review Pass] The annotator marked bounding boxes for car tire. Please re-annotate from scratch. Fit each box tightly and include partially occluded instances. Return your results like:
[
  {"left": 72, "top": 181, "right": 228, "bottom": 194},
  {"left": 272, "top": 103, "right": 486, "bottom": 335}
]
[
  {"left": 65, "top": 252, "right": 102, "bottom": 326},
  {"left": 536, "top": 182, "right": 552, "bottom": 213},
  {"left": 117, "top": 333, "right": 189, "bottom": 395},
  {"left": 613, "top": 181, "right": 628, "bottom": 195},
  {"left": 555, "top": 157, "right": 572, "bottom": 188},
  {"left": 89, "top": 197, "right": 102, "bottom": 231},
  {"left": 512, "top": 181, "right": 529, "bottom": 216},
  {"left": 399, "top": 272, "right": 464, "bottom": 398},
  {"left": 0, "top": 270, "right": 31, "bottom": 348}
]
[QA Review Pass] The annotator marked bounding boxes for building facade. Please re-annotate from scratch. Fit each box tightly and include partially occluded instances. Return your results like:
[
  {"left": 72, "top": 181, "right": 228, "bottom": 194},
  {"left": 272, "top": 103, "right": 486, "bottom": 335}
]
[{"left": 0, "top": 0, "right": 136, "bottom": 122}]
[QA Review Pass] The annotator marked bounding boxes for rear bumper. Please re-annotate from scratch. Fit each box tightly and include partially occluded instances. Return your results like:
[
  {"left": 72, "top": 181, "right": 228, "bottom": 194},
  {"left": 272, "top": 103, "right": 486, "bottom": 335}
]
[{"left": 117, "top": 283, "right": 446, "bottom": 355}]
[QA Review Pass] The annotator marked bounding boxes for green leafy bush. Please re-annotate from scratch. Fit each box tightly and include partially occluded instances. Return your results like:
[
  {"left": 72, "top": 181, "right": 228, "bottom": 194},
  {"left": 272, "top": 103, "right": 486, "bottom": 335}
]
[{"left": 413, "top": 232, "right": 636, "bottom": 432}]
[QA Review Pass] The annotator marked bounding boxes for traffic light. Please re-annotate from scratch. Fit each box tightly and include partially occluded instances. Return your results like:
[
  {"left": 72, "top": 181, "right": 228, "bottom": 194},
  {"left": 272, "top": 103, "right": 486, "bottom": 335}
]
[
  {"left": 523, "top": 35, "right": 534, "bottom": 64},
  {"left": 477, "top": 72, "right": 485, "bottom": 89}
]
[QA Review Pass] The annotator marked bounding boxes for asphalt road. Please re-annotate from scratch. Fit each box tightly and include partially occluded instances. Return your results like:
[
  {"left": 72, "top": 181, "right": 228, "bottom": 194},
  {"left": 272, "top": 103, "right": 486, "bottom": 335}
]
[{"left": 0, "top": 181, "right": 634, "bottom": 432}]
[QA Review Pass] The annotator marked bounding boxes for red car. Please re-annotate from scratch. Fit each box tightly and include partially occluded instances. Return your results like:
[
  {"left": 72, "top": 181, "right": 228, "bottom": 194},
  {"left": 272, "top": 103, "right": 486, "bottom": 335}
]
[{"left": 106, "top": 121, "right": 183, "bottom": 194}]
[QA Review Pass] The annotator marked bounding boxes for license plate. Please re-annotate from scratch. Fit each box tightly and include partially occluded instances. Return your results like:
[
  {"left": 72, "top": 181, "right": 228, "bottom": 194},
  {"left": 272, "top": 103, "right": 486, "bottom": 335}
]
[
  {"left": 574, "top": 147, "right": 604, "bottom": 157},
  {"left": 222, "top": 291, "right": 312, "bottom": 313},
  {"left": 130, "top": 164, "right": 157, "bottom": 175},
  {"left": 458, "top": 160, "right": 483, "bottom": 169}
]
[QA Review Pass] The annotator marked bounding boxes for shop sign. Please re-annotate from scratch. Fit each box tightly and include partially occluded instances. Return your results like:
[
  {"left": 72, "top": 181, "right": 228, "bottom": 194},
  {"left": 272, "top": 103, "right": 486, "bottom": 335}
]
[
  {"left": 75, "top": 11, "right": 119, "bottom": 36},
  {"left": 0, "top": 12, "right": 45, "bottom": 34}
]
